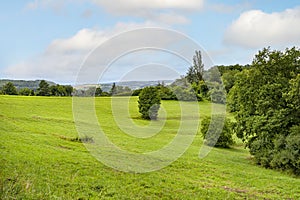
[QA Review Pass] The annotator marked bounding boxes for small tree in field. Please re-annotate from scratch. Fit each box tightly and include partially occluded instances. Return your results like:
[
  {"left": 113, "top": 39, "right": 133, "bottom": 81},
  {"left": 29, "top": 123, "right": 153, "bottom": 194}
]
[
  {"left": 37, "top": 80, "right": 50, "bottom": 96},
  {"left": 201, "top": 115, "right": 235, "bottom": 148},
  {"left": 138, "top": 87, "right": 161, "bottom": 120}
]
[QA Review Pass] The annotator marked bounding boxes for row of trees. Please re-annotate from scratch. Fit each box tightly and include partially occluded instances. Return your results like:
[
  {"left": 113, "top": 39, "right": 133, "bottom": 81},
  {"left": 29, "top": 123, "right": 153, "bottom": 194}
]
[
  {"left": 0, "top": 80, "right": 73, "bottom": 96},
  {"left": 75, "top": 83, "right": 132, "bottom": 97}
]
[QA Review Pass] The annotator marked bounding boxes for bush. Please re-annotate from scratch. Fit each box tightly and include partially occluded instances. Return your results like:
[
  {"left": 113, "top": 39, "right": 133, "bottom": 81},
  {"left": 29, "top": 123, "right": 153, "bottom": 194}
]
[
  {"left": 19, "top": 88, "right": 32, "bottom": 96},
  {"left": 201, "top": 115, "right": 235, "bottom": 148},
  {"left": 172, "top": 86, "right": 197, "bottom": 101},
  {"left": 138, "top": 87, "right": 161, "bottom": 120},
  {"left": 270, "top": 126, "right": 300, "bottom": 175}
]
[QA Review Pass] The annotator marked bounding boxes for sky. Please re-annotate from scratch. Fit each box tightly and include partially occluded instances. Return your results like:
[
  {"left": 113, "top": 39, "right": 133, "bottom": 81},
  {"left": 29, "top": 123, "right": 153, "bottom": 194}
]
[{"left": 1, "top": 0, "right": 300, "bottom": 84}]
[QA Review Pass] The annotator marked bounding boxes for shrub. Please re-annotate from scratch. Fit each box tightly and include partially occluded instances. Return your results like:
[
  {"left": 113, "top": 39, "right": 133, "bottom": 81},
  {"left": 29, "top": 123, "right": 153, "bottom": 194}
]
[
  {"left": 138, "top": 87, "right": 161, "bottom": 120},
  {"left": 201, "top": 115, "right": 235, "bottom": 148}
]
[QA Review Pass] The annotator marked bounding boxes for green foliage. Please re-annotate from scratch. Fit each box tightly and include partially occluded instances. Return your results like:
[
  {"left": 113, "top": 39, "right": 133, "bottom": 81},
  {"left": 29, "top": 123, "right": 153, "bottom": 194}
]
[
  {"left": 156, "top": 83, "right": 177, "bottom": 100},
  {"left": 205, "top": 66, "right": 222, "bottom": 83},
  {"left": 49, "top": 84, "right": 73, "bottom": 96},
  {"left": 37, "top": 80, "right": 50, "bottom": 96},
  {"left": 172, "top": 86, "right": 197, "bottom": 101},
  {"left": 138, "top": 86, "right": 161, "bottom": 120},
  {"left": 206, "top": 82, "right": 226, "bottom": 104},
  {"left": 95, "top": 87, "right": 103, "bottom": 96},
  {"left": 222, "top": 70, "right": 240, "bottom": 93},
  {"left": 2, "top": 82, "right": 17, "bottom": 95},
  {"left": 230, "top": 47, "right": 300, "bottom": 174},
  {"left": 201, "top": 115, "right": 235, "bottom": 148},
  {"left": 64, "top": 85, "right": 73, "bottom": 96},
  {"left": 268, "top": 126, "right": 300, "bottom": 175},
  {"left": 18, "top": 88, "right": 33, "bottom": 96},
  {"left": 216, "top": 64, "right": 247, "bottom": 76},
  {"left": 131, "top": 88, "right": 142, "bottom": 96},
  {"left": 0, "top": 79, "right": 56, "bottom": 90}
]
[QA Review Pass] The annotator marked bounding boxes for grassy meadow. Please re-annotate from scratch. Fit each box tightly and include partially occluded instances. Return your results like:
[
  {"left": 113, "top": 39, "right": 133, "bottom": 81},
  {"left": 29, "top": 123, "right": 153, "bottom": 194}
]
[{"left": 0, "top": 95, "right": 299, "bottom": 199}]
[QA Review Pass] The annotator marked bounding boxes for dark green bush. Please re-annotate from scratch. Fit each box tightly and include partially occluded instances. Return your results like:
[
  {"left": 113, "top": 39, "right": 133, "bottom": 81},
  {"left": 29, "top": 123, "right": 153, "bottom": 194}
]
[
  {"left": 270, "top": 125, "right": 300, "bottom": 175},
  {"left": 201, "top": 115, "right": 235, "bottom": 148},
  {"left": 138, "top": 87, "right": 161, "bottom": 120}
]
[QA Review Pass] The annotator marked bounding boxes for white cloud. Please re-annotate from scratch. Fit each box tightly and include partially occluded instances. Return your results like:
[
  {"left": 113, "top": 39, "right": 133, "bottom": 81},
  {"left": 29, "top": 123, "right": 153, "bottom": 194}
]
[
  {"left": 93, "top": 0, "right": 203, "bottom": 25},
  {"left": 92, "top": 0, "right": 204, "bottom": 13},
  {"left": 224, "top": 7, "right": 300, "bottom": 48},
  {"left": 25, "top": 0, "right": 204, "bottom": 25},
  {"left": 4, "top": 22, "right": 199, "bottom": 83},
  {"left": 4, "top": 22, "right": 156, "bottom": 83},
  {"left": 208, "top": 2, "right": 251, "bottom": 14}
]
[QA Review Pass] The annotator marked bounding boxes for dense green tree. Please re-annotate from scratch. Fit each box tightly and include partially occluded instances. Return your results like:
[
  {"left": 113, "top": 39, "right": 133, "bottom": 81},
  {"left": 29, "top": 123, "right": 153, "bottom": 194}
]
[
  {"left": 206, "top": 82, "right": 226, "bottom": 104},
  {"left": 2, "top": 82, "right": 17, "bottom": 95},
  {"left": 205, "top": 66, "right": 222, "bottom": 83},
  {"left": 172, "top": 86, "right": 197, "bottom": 101},
  {"left": 64, "top": 85, "right": 73, "bottom": 96},
  {"left": 156, "top": 84, "right": 176, "bottom": 100},
  {"left": 201, "top": 115, "right": 235, "bottom": 148},
  {"left": 230, "top": 47, "right": 300, "bottom": 174},
  {"left": 222, "top": 70, "right": 240, "bottom": 93},
  {"left": 50, "top": 84, "right": 73, "bottom": 96},
  {"left": 216, "top": 64, "right": 246, "bottom": 76},
  {"left": 186, "top": 50, "right": 204, "bottom": 84},
  {"left": 37, "top": 80, "right": 50, "bottom": 96},
  {"left": 57, "top": 85, "right": 66, "bottom": 96},
  {"left": 95, "top": 87, "right": 103, "bottom": 96},
  {"left": 50, "top": 85, "right": 59, "bottom": 96},
  {"left": 19, "top": 88, "right": 32, "bottom": 96},
  {"left": 138, "top": 86, "right": 161, "bottom": 120},
  {"left": 132, "top": 89, "right": 142, "bottom": 96}
]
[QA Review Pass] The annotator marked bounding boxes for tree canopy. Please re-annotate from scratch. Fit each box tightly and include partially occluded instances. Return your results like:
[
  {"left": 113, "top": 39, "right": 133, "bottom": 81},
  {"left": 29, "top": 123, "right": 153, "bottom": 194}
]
[
  {"left": 2, "top": 82, "right": 17, "bottom": 95},
  {"left": 138, "top": 86, "right": 161, "bottom": 120},
  {"left": 229, "top": 47, "right": 300, "bottom": 174}
]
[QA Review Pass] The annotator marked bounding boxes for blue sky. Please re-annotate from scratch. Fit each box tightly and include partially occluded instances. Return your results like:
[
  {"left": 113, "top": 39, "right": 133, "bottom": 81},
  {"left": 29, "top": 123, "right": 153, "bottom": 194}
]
[{"left": 1, "top": 0, "right": 300, "bottom": 84}]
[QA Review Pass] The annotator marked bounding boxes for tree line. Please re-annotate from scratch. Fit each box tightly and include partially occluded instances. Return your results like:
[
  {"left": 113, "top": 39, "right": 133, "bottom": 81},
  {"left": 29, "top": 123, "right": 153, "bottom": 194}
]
[{"left": 0, "top": 80, "right": 73, "bottom": 96}]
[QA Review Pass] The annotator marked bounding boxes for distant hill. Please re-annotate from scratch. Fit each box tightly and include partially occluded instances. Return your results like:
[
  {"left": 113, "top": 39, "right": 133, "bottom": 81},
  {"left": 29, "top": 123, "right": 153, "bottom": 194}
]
[
  {"left": 0, "top": 79, "right": 174, "bottom": 92},
  {"left": 0, "top": 79, "right": 56, "bottom": 90},
  {"left": 74, "top": 80, "right": 174, "bottom": 92}
]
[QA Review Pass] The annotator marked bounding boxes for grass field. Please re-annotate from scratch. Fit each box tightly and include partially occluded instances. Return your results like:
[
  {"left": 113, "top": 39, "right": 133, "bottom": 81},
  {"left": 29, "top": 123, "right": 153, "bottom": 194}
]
[{"left": 0, "top": 95, "right": 299, "bottom": 199}]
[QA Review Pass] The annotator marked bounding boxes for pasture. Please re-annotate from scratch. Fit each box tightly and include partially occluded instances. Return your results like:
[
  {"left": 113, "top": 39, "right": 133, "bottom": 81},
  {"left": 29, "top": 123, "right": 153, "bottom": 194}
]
[{"left": 0, "top": 96, "right": 299, "bottom": 199}]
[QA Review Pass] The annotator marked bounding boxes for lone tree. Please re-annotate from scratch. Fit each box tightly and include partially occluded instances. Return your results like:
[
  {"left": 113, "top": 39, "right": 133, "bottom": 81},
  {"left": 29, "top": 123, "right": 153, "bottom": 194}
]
[
  {"left": 201, "top": 115, "right": 235, "bottom": 148},
  {"left": 37, "top": 80, "right": 50, "bottom": 96},
  {"left": 110, "top": 82, "right": 116, "bottom": 96},
  {"left": 186, "top": 50, "right": 204, "bottom": 84},
  {"left": 138, "top": 86, "right": 161, "bottom": 120},
  {"left": 2, "top": 82, "right": 17, "bottom": 95},
  {"left": 95, "top": 87, "right": 103, "bottom": 96}
]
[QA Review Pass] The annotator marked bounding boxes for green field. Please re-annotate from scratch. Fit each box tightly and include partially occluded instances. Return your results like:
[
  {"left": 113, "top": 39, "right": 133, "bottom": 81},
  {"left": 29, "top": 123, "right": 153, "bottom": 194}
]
[{"left": 0, "top": 95, "right": 299, "bottom": 199}]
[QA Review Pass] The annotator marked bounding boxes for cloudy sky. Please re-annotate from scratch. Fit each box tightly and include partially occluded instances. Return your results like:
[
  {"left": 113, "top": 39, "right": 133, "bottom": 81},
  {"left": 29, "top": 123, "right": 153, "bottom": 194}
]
[{"left": 1, "top": 0, "right": 300, "bottom": 84}]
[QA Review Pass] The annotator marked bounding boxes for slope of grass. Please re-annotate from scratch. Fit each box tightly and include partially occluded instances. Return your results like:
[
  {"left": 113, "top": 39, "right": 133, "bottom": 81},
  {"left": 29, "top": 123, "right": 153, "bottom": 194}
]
[{"left": 0, "top": 95, "right": 299, "bottom": 199}]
